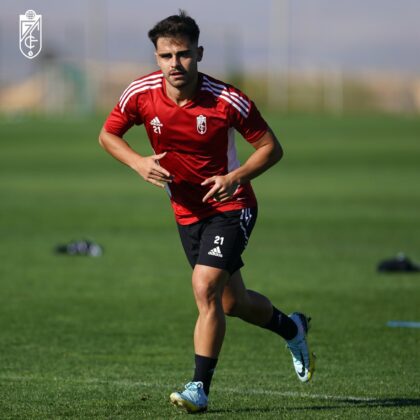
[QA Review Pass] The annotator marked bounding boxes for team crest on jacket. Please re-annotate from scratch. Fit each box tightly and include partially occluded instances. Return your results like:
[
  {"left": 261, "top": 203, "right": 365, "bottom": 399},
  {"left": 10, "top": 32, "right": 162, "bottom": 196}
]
[
  {"left": 196, "top": 115, "right": 207, "bottom": 135},
  {"left": 19, "top": 10, "right": 42, "bottom": 59}
]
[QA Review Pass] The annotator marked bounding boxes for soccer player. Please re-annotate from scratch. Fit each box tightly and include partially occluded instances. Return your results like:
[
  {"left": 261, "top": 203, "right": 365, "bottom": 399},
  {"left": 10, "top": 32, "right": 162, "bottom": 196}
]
[{"left": 99, "top": 11, "right": 315, "bottom": 413}]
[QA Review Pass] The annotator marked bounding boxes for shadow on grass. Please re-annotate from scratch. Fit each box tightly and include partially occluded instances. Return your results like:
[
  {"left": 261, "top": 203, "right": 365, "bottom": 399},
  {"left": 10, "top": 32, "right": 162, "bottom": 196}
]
[
  {"left": 290, "top": 397, "right": 420, "bottom": 411},
  {"left": 210, "top": 397, "right": 420, "bottom": 414}
]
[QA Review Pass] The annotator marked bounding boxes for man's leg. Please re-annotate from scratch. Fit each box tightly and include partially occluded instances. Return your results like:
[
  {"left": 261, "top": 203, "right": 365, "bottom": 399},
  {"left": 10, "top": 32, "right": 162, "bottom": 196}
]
[
  {"left": 191, "top": 265, "right": 229, "bottom": 397},
  {"left": 170, "top": 264, "right": 228, "bottom": 413},
  {"left": 222, "top": 269, "right": 315, "bottom": 382},
  {"left": 222, "top": 269, "right": 297, "bottom": 339},
  {"left": 192, "top": 264, "right": 229, "bottom": 358},
  {"left": 222, "top": 269, "right": 272, "bottom": 325}
]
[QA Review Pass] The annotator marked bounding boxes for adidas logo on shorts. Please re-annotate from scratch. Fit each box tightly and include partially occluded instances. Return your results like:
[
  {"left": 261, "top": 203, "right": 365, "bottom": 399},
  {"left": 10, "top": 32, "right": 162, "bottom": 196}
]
[{"left": 208, "top": 246, "right": 223, "bottom": 258}]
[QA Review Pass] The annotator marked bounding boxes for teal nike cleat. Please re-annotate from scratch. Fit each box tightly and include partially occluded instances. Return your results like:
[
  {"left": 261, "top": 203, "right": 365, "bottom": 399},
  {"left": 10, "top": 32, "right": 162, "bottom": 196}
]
[
  {"left": 287, "top": 312, "right": 316, "bottom": 382},
  {"left": 170, "top": 381, "right": 208, "bottom": 413}
]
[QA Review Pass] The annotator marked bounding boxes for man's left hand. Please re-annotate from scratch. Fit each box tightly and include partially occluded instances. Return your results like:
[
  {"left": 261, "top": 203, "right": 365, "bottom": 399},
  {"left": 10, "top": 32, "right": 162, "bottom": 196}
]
[{"left": 201, "top": 175, "right": 238, "bottom": 203}]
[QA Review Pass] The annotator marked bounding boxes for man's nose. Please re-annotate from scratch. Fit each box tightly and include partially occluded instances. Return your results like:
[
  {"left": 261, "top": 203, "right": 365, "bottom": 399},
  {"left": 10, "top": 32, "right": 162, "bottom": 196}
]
[{"left": 171, "top": 55, "right": 181, "bottom": 68}]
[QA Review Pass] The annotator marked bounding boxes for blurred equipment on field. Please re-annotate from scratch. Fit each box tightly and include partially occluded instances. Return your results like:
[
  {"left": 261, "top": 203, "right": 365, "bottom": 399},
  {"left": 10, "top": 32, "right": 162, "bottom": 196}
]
[
  {"left": 55, "top": 239, "right": 103, "bottom": 257},
  {"left": 377, "top": 252, "right": 420, "bottom": 273}
]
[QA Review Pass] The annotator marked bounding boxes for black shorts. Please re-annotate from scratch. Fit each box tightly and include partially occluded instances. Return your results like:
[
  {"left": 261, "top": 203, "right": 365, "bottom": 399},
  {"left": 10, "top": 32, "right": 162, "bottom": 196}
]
[{"left": 177, "top": 208, "right": 258, "bottom": 275}]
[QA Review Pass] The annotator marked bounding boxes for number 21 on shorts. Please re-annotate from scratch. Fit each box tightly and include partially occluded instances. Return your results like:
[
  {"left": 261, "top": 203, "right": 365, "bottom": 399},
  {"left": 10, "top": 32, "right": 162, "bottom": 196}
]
[{"left": 214, "top": 236, "right": 224, "bottom": 245}]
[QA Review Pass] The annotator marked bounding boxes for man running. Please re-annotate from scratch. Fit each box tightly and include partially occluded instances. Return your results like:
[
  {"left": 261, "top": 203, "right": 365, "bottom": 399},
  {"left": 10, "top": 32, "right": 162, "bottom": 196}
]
[{"left": 99, "top": 11, "right": 315, "bottom": 413}]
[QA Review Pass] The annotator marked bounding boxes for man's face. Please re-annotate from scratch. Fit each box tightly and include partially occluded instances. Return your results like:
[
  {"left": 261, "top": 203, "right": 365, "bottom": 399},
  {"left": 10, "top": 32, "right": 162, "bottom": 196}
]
[{"left": 155, "top": 36, "right": 203, "bottom": 89}]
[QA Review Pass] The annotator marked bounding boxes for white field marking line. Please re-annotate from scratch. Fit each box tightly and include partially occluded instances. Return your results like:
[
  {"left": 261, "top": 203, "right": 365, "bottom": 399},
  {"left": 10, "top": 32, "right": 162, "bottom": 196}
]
[{"left": 0, "top": 374, "right": 378, "bottom": 403}]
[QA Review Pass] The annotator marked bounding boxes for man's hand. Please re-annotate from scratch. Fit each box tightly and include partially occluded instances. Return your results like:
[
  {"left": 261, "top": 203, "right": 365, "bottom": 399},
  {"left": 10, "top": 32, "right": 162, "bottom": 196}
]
[
  {"left": 132, "top": 152, "right": 173, "bottom": 188},
  {"left": 201, "top": 129, "right": 283, "bottom": 202},
  {"left": 201, "top": 175, "right": 238, "bottom": 203},
  {"left": 98, "top": 128, "right": 173, "bottom": 189}
]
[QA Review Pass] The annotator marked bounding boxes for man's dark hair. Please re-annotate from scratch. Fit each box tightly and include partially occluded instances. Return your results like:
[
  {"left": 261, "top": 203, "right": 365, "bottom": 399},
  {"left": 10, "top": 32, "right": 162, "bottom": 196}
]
[{"left": 148, "top": 10, "right": 200, "bottom": 47}]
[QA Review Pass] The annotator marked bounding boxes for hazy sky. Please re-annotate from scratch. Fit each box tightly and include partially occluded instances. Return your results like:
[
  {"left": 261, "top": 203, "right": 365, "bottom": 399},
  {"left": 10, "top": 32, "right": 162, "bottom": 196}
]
[{"left": 1, "top": 0, "right": 420, "bottom": 83}]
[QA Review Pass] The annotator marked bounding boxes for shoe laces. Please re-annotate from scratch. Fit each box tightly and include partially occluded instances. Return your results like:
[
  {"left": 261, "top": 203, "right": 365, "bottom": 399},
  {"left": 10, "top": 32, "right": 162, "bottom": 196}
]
[
  {"left": 185, "top": 381, "right": 203, "bottom": 391},
  {"left": 182, "top": 382, "right": 207, "bottom": 404}
]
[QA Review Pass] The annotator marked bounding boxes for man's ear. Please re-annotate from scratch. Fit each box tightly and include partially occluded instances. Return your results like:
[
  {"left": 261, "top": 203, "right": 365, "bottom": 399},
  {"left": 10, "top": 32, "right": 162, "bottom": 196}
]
[
  {"left": 154, "top": 51, "right": 159, "bottom": 65},
  {"left": 197, "top": 46, "right": 204, "bottom": 62}
]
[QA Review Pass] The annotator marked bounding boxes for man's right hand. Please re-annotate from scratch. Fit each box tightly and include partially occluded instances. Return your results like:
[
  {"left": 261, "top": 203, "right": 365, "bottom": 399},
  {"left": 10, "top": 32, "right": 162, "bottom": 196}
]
[
  {"left": 132, "top": 152, "right": 173, "bottom": 188},
  {"left": 99, "top": 128, "right": 173, "bottom": 189}
]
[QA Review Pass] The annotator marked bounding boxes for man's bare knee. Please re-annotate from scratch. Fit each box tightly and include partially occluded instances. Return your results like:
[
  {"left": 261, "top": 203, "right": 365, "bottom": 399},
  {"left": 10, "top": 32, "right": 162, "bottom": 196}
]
[
  {"left": 193, "top": 280, "right": 217, "bottom": 308},
  {"left": 223, "top": 298, "right": 238, "bottom": 317},
  {"left": 222, "top": 294, "right": 249, "bottom": 317},
  {"left": 192, "top": 265, "right": 228, "bottom": 312}
]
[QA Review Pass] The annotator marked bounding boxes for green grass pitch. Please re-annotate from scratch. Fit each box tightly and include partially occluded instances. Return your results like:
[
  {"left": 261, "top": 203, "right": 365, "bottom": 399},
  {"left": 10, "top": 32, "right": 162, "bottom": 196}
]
[{"left": 0, "top": 113, "right": 419, "bottom": 418}]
